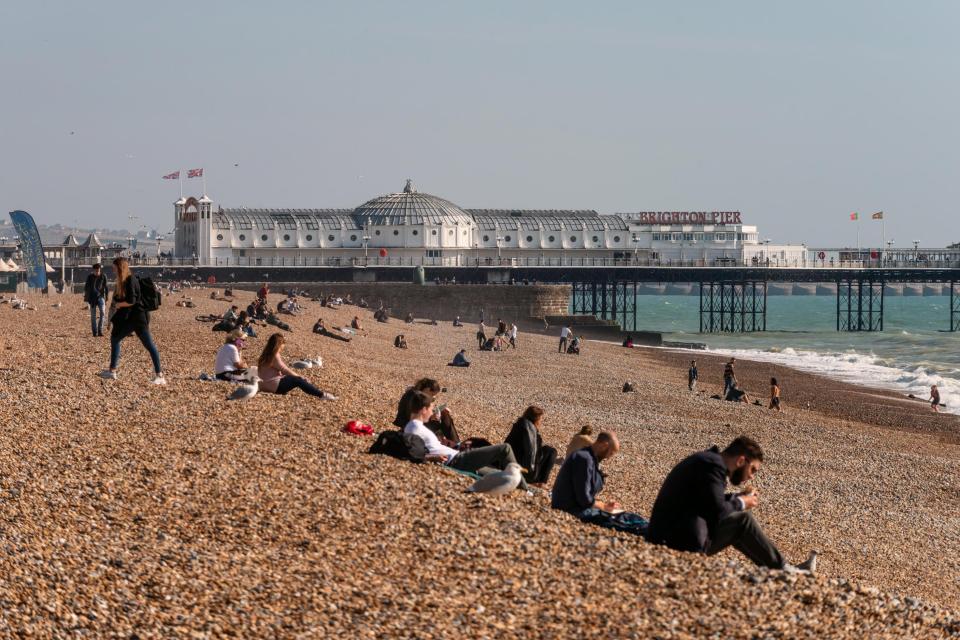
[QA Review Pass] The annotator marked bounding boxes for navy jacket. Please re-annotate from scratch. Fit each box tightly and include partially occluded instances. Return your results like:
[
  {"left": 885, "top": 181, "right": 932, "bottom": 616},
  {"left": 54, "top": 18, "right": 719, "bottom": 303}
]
[
  {"left": 84, "top": 273, "right": 109, "bottom": 304},
  {"left": 647, "top": 446, "right": 741, "bottom": 553},
  {"left": 551, "top": 447, "right": 604, "bottom": 517}
]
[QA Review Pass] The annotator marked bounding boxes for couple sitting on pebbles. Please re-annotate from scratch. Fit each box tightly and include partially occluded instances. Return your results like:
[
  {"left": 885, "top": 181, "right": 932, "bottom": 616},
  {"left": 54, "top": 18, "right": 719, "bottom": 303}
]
[
  {"left": 552, "top": 432, "right": 817, "bottom": 574},
  {"left": 393, "top": 379, "right": 559, "bottom": 489}
]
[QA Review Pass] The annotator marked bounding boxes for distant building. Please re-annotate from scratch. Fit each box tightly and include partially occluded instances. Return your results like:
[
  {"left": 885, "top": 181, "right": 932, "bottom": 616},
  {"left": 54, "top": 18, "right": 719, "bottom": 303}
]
[{"left": 174, "top": 179, "right": 808, "bottom": 267}]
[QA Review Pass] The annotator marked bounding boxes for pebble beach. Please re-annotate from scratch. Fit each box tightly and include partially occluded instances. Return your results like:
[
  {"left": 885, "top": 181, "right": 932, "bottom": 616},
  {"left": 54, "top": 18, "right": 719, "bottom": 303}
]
[{"left": 0, "top": 289, "right": 958, "bottom": 638}]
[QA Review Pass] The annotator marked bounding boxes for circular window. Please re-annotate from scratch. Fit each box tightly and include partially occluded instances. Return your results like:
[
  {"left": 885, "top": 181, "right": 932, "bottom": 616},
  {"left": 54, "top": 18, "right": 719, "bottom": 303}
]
[
  {"left": 393, "top": 230, "right": 399, "bottom": 236},
  {"left": 548, "top": 235, "right": 555, "bottom": 242},
  {"left": 350, "top": 234, "right": 358, "bottom": 241},
  {"left": 328, "top": 235, "right": 335, "bottom": 242},
  {"left": 375, "top": 230, "right": 381, "bottom": 236},
  {"left": 283, "top": 234, "right": 290, "bottom": 241},
  {"left": 483, "top": 235, "right": 490, "bottom": 242},
  {"left": 592, "top": 235, "right": 599, "bottom": 243},
  {"left": 526, "top": 235, "right": 533, "bottom": 242},
  {"left": 260, "top": 234, "right": 268, "bottom": 242},
  {"left": 238, "top": 234, "right": 246, "bottom": 241},
  {"left": 412, "top": 230, "right": 418, "bottom": 236},
  {"left": 432, "top": 229, "right": 437, "bottom": 235},
  {"left": 216, "top": 234, "right": 224, "bottom": 241},
  {"left": 570, "top": 236, "right": 577, "bottom": 242},
  {"left": 614, "top": 235, "right": 621, "bottom": 243},
  {"left": 504, "top": 235, "right": 511, "bottom": 242},
  {"left": 305, "top": 234, "right": 312, "bottom": 241}
]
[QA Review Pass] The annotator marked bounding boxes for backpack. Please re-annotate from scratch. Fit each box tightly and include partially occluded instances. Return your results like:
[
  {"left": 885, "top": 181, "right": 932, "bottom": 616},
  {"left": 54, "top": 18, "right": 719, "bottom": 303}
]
[
  {"left": 138, "top": 276, "right": 162, "bottom": 312},
  {"left": 368, "top": 430, "right": 427, "bottom": 463}
]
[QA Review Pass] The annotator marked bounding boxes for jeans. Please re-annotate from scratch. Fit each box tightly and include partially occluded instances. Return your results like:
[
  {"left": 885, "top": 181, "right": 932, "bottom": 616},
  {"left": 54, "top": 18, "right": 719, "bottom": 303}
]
[
  {"left": 90, "top": 297, "right": 106, "bottom": 335},
  {"left": 110, "top": 327, "right": 162, "bottom": 375},
  {"left": 448, "top": 444, "right": 528, "bottom": 490},
  {"left": 707, "top": 511, "right": 785, "bottom": 569},
  {"left": 276, "top": 375, "right": 326, "bottom": 398}
]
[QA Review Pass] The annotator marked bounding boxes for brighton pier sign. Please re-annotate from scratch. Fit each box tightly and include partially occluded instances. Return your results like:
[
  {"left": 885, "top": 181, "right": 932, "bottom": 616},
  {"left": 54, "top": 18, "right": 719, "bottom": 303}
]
[{"left": 631, "top": 211, "right": 742, "bottom": 225}]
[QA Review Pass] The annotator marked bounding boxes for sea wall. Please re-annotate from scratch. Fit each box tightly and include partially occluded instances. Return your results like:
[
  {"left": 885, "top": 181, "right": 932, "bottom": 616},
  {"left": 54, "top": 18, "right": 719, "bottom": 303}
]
[{"left": 232, "top": 282, "right": 571, "bottom": 322}]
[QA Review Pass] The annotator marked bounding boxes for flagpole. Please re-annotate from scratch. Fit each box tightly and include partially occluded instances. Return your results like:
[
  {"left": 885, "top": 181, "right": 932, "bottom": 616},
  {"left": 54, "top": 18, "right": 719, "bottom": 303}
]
[{"left": 179, "top": 171, "right": 183, "bottom": 199}]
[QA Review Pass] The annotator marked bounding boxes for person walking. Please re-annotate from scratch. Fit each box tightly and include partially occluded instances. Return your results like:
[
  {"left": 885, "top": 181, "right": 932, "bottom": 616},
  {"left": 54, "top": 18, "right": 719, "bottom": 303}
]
[
  {"left": 509, "top": 323, "right": 518, "bottom": 349},
  {"left": 84, "top": 263, "right": 109, "bottom": 337},
  {"left": 688, "top": 360, "right": 699, "bottom": 392},
  {"left": 99, "top": 257, "right": 165, "bottom": 384},
  {"left": 769, "top": 377, "right": 783, "bottom": 412},
  {"left": 559, "top": 325, "right": 572, "bottom": 353},
  {"left": 930, "top": 385, "right": 941, "bottom": 413}
]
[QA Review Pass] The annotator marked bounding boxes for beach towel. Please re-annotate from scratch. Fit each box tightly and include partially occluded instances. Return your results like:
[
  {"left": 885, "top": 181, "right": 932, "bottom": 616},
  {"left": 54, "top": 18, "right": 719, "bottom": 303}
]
[
  {"left": 344, "top": 420, "right": 374, "bottom": 436},
  {"left": 578, "top": 508, "right": 649, "bottom": 537}
]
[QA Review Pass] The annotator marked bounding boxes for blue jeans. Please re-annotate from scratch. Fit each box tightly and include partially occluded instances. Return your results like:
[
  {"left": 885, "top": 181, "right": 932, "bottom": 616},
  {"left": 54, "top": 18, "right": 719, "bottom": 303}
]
[
  {"left": 275, "top": 375, "right": 325, "bottom": 398},
  {"left": 110, "top": 327, "right": 162, "bottom": 374},
  {"left": 90, "top": 297, "right": 106, "bottom": 335}
]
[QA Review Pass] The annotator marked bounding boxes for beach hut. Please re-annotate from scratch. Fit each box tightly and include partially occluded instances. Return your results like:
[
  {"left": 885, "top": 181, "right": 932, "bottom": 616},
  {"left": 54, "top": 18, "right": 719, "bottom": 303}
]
[
  {"left": 5, "top": 258, "right": 19, "bottom": 271},
  {"left": 0, "top": 260, "right": 9, "bottom": 272}
]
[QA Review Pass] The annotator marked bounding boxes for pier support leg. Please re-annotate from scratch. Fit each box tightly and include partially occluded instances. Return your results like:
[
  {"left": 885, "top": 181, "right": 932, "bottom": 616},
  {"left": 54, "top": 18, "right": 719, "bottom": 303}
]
[
  {"left": 837, "top": 280, "right": 884, "bottom": 331},
  {"left": 699, "top": 281, "right": 767, "bottom": 333},
  {"left": 951, "top": 282, "right": 959, "bottom": 332}
]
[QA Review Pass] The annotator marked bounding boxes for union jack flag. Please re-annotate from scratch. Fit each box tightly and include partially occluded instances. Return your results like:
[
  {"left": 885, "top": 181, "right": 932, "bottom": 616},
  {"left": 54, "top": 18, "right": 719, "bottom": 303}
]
[
  {"left": 162, "top": 171, "right": 180, "bottom": 180},
  {"left": 187, "top": 168, "right": 204, "bottom": 178}
]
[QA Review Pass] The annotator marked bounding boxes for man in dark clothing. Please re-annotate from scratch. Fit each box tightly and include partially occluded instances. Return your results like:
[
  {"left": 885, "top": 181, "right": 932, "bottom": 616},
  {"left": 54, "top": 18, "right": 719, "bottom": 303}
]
[
  {"left": 551, "top": 431, "right": 621, "bottom": 517},
  {"left": 83, "top": 263, "right": 109, "bottom": 337},
  {"left": 723, "top": 358, "right": 736, "bottom": 397},
  {"left": 688, "top": 360, "right": 698, "bottom": 391},
  {"left": 647, "top": 436, "right": 817, "bottom": 572}
]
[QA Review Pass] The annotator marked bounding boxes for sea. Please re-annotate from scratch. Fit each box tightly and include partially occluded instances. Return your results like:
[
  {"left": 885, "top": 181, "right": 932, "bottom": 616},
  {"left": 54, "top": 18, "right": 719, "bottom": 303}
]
[{"left": 622, "top": 295, "right": 960, "bottom": 415}]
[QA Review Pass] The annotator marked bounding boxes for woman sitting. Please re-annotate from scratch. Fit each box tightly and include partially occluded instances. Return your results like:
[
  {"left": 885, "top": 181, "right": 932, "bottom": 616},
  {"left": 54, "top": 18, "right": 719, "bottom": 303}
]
[
  {"left": 504, "top": 405, "right": 558, "bottom": 486},
  {"left": 257, "top": 333, "right": 337, "bottom": 400},
  {"left": 351, "top": 316, "right": 363, "bottom": 331},
  {"left": 566, "top": 336, "right": 582, "bottom": 355},
  {"left": 214, "top": 329, "right": 249, "bottom": 381},
  {"left": 394, "top": 334, "right": 407, "bottom": 349},
  {"left": 313, "top": 317, "right": 352, "bottom": 342}
]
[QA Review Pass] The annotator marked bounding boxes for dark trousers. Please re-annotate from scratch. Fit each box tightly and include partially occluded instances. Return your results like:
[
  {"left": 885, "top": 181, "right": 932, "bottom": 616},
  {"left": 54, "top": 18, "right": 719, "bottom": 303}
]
[
  {"left": 528, "top": 446, "right": 557, "bottom": 484},
  {"left": 110, "top": 326, "right": 162, "bottom": 375},
  {"left": 276, "top": 375, "right": 326, "bottom": 398},
  {"left": 707, "top": 511, "right": 785, "bottom": 569},
  {"left": 559, "top": 337, "right": 568, "bottom": 353}
]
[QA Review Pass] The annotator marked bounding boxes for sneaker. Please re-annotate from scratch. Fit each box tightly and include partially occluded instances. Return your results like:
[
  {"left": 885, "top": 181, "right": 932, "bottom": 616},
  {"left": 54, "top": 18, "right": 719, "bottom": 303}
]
[
  {"left": 320, "top": 392, "right": 338, "bottom": 401},
  {"left": 151, "top": 375, "right": 167, "bottom": 385},
  {"left": 796, "top": 551, "right": 818, "bottom": 574},
  {"left": 98, "top": 370, "right": 117, "bottom": 380}
]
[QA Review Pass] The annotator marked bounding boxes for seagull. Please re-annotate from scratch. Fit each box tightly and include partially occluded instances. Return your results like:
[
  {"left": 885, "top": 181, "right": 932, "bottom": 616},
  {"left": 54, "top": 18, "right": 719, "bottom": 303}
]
[
  {"left": 227, "top": 377, "right": 261, "bottom": 401},
  {"left": 309, "top": 355, "right": 323, "bottom": 368},
  {"left": 465, "top": 463, "right": 525, "bottom": 496},
  {"left": 291, "top": 359, "right": 313, "bottom": 369},
  {"left": 52, "top": 301, "right": 62, "bottom": 308}
]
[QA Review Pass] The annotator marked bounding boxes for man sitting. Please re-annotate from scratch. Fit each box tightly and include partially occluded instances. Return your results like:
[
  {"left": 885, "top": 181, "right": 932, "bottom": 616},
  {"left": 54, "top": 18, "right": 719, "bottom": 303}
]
[
  {"left": 403, "top": 391, "right": 526, "bottom": 488},
  {"left": 312, "top": 318, "right": 352, "bottom": 342},
  {"left": 394, "top": 334, "right": 408, "bottom": 349},
  {"left": 725, "top": 383, "right": 749, "bottom": 403},
  {"left": 551, "top": 431, "right": 648, "bottom": 535},
  {"left": 566, "top": 336, "right": 581, "bottom": 355},
  {"left": 647, "top": 436, "right": 817, "bottom": 572},
  {"left": 449, "top": 349, "right": 470, "bottom": 367}
]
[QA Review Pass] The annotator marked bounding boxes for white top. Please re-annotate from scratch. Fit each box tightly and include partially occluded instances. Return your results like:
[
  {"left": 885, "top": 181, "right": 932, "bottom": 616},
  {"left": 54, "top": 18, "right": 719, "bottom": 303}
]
[
  {"left": 215, "top": 343, "right": 241, "bottom": 374},
  {"left": 404, "top": 419, "right": 458, "bottom": 463},
  {"left": 510, "top": 325, "right": 518, "bottom": 338},
  {"left": 560, "top": 327, "right": 571, "bottom": 338}
]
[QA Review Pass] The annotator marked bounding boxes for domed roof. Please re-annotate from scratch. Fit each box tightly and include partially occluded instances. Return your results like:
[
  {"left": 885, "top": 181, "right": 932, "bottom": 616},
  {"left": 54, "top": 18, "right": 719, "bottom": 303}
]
[{"left": 354, "top": 180, "right": 473, "bottom": 226}]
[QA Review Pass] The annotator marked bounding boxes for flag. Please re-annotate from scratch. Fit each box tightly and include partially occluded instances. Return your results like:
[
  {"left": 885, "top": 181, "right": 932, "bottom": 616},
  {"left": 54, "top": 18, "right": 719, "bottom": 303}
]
[
  {"left": 162, "top": 171, "right": 180, "bottom": 180},
  {"left": 849, "top": 212, "right": 859, "bottom": 220},
  {"left": 872, "top": 211, "right": 883, "bottom": 220},
  {"left": 188, "top": 168, "right": 204, "bottom": 178}
]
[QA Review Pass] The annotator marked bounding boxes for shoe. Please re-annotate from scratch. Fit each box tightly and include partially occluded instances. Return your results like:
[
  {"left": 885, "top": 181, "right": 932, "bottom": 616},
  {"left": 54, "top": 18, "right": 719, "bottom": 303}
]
[
  {"left": 796, "top": 551, "right": 818, "bottom": 574},
  {"left": 320, "top": 392, "right": 338, "bottom": 401},
  {"left": 98, "top": 370, "right": 117, "bottom": 380},
  {"left": 151, "top": 375, "right": 167, "bottom": 385}
]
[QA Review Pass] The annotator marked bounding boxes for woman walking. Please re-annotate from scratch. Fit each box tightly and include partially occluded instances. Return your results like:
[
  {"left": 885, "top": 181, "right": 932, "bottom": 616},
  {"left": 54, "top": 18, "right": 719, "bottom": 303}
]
[
  {"left": 99, "top": 257, "right": 165, "bottom": 384},
  {"left": 257, "top": 333, "right": 337, "bottom": 400}
]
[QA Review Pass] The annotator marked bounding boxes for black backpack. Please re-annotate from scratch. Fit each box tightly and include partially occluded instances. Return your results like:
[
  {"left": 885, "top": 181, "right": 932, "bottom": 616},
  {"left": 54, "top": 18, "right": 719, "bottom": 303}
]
[
  {"left": 368, "top": 430, "right": 427, "bottom": 463},
  {"left": 138, "top": 276, "right": 162, "bottom": 312}
]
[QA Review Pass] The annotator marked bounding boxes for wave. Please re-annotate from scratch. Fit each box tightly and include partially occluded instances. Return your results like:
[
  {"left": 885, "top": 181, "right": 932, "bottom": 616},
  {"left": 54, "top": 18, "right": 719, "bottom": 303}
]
[{"left": 702, "top": 346, "right": 960, "bottom": 415}]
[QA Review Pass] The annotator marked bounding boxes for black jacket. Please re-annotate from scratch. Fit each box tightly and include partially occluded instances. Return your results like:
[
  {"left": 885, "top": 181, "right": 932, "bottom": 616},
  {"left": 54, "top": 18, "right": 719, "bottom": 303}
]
[
  {"left": 84, "top": 273, "right": 108, "bottom": 304},
  {"left": 504, "top": 418, "right": 541, "bottom": 477},
  {"left": 551, "top": 447, "right": 604, "bottom": 516},
  {"left": 647, "top": 446, "right": 742, "bottom": 553},
  {"left": 110, "top": 275, "right": 148, "bottom": 336}
]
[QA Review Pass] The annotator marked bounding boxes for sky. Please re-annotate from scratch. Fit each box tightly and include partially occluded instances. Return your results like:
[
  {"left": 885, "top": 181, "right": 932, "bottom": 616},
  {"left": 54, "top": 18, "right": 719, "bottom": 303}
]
[{"left": 1, "top": 1, "right": 958, "bottom": 247}]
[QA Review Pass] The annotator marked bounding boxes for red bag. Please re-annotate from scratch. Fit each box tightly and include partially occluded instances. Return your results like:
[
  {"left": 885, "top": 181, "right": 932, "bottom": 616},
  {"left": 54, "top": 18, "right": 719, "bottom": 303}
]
[{"left": 343, "top": 420, "right": 374, "bottom": 436}]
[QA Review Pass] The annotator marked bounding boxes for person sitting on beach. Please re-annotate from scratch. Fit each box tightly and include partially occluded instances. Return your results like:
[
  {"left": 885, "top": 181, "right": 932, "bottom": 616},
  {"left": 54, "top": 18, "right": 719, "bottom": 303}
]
[
  {"left": 345, "top": 294, "right": 354, "bottom": 305},
  {"left": 564, "top": 425, "right": 595, "bottom": 459},
  {"left": 374, "top": 307, "right": 388, "bottom": 323},
  {"left": 403, "top": 391, "right": 525, "bottom": 486},
  {"left": 769, "top": 378, "right": 782, "bottom": 412},
  {"left": 647, "top": 436, "right": 817, "bottom": 572},
  {"left": 725, "top": 382, "right": 748, "bottom": 403},
  {"left": 622, "top": 335, "right": 634, "bottom": 348},
  {"left": 224, "top": 287, "right": 234, "bottom": 298},
  {"left": 394, "top": 334, "right": 408, "bottom": 349},
  {"left": 480, "top": 337, "right": 496, "bottom": 352},
  {"left": 930, "top": 385, "right": 941, "bottom": 413},
  {"left": 256, "top": 333, "right": 337, "bottom": 400},
  {"left": 449, "top": 349, "right": 470, "bottom": 367},
  {"left": 723, "top": 358, "right": 737, "bottom": 397},
  {"left": 405, "top": 312, "right": 415, "bottom": 324},
  {"left": 265, "top": 311, "right": 292, "bottom": 332},
  {"left": 566, "top": 335, "right": 581, "bottom": 355},
  {"left": 223, "top": 305, "right": 239, "bottom": 323},
  {"left": 393, "top": 378, "right": 461, "bottom": 442},
  {"left": 214, "top": 329, "right": 249, "bottom": 381},
  {"left": 504, "top": 405, "right": 558, "bottom": 486},
  {"left": 358, "top": 297, "right": 369, "bottom": 308},
  {"left": 453, "top": 316, "right": 463, "bottom": 327},
  {"left": 313, "top": 318, "right": 352, "bottom": 342},
  {"left": 236, "top": 310, "right": 257, "bottom": 337},
  {"left": 689, "top": 360, "right": 699, "bottom": 391},
  {"left": 277, "top": 299, "right": 291, "bottom": 315},
  {"left": 551, "top": 431, "right": 647, "bottom": 535},
  {"left": 351, "top": 316, "right": 363, "bottom": 331}
]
